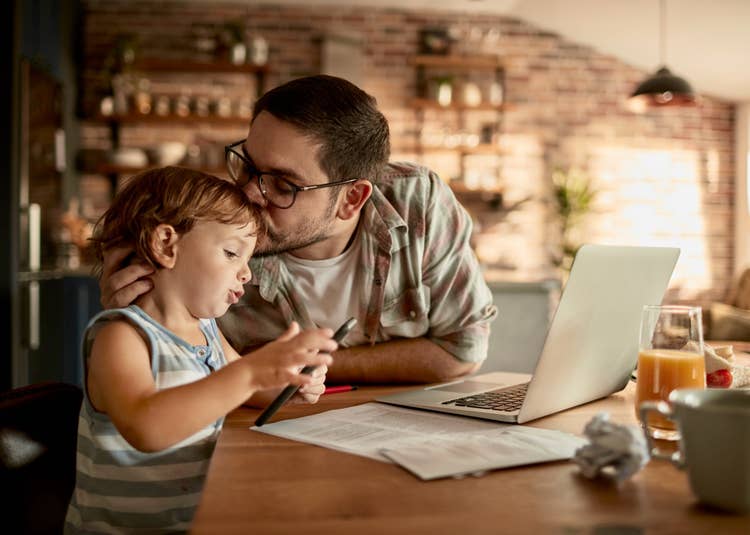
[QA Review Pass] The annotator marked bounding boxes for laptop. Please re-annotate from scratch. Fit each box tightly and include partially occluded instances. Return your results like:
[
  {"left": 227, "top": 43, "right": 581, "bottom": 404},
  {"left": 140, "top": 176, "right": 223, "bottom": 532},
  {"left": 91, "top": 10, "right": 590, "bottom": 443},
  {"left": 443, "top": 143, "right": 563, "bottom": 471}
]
[{"left": 377, "top": 244, "right": 680, "bottom": 424}]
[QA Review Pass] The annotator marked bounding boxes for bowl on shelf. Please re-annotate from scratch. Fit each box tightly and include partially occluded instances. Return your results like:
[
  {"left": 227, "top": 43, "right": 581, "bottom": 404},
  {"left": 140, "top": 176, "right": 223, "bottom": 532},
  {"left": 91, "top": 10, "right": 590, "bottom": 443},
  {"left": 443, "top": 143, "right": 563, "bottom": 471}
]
[
  {"left": 109, "top": 147, "right": 149, "bottom": 168},
  {"left": 149, "top": 142, "right": 187, "bottom": 166}
]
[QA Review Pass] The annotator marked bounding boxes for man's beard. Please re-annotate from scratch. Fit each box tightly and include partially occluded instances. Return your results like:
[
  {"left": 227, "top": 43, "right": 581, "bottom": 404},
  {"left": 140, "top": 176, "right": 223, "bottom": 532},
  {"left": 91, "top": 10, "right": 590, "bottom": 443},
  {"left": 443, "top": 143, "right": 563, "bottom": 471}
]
[
  {"left": 253, "top": 226, "right": 331, "bottom": 256},
  {"left": 253, "top": 202, "right": 337, "bottom": 257}
]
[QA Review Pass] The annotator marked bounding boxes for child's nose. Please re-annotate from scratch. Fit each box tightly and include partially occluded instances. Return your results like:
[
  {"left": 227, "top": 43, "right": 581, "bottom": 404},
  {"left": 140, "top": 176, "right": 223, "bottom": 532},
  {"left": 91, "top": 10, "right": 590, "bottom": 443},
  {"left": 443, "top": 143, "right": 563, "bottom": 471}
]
[{"left": 238, "top": 264, "right": 251, "bottom": 283}]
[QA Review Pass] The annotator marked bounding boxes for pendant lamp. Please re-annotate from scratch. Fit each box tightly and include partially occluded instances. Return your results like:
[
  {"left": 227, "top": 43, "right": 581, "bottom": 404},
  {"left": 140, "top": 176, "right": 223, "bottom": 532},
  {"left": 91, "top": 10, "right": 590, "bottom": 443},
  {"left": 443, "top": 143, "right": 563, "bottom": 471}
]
[{"left": 628, "top": 0, "right": 697, "bottom": 111}]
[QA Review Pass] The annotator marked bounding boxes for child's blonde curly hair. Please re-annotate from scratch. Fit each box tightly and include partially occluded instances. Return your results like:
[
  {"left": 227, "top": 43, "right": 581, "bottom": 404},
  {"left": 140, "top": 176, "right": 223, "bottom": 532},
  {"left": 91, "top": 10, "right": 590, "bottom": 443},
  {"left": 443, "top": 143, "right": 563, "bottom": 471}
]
[{"left": 91, "top": 166, "right": 264, "bottom": 274}]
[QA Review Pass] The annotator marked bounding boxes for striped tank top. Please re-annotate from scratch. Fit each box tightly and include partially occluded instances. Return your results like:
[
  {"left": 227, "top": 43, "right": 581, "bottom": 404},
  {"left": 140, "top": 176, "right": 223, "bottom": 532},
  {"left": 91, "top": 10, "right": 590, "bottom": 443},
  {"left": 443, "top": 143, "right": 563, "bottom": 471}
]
[{"left": 65, "top": 305, "right": 228, "bottom": 533}]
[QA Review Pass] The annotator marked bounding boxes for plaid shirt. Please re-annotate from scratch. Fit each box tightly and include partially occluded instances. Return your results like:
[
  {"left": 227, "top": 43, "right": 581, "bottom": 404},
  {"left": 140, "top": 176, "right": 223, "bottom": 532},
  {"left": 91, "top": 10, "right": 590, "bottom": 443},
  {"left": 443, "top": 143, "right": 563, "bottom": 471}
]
[{"left": 219, "top": 162, "right": 497, "bottom": 363}]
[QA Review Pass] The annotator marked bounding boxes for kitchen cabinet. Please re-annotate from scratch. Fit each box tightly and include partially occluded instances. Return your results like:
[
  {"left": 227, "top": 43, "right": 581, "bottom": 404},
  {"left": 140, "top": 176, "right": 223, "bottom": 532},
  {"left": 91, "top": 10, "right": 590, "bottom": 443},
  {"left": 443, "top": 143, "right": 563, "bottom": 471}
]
[{"left": 410, "top": 54, "right": 510, "bottom": 203}]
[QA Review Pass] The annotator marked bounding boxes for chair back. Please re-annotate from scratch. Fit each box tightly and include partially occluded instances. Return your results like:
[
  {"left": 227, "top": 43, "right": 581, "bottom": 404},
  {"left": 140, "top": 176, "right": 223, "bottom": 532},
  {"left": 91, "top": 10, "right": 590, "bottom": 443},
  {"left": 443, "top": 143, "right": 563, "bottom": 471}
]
[
  {"left": 0, "top": 382, "right": 83, "bottom": 534},
  {"left": 728, "top": 268, "right": 750, "bottom": 311}
]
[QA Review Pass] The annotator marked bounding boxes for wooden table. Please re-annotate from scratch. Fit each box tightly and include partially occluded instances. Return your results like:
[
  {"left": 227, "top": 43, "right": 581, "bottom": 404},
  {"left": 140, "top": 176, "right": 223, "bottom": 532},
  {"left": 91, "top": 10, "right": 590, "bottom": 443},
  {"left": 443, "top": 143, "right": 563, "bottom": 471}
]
[{"left": 191, "top": 379, "right": 750, "bottom": 534}]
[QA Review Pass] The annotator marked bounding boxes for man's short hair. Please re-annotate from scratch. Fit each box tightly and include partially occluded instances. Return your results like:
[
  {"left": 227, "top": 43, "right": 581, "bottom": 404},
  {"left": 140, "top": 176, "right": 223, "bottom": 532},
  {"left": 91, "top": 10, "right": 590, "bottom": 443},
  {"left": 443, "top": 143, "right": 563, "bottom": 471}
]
[{"left": 252, "top": 75, "right": 390, "bottom": 184}]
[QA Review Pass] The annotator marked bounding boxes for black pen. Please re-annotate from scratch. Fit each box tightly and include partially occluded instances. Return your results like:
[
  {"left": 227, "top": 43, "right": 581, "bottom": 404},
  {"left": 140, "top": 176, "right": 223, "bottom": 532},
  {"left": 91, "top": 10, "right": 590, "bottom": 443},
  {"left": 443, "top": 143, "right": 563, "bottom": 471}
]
[{"left": 254, "top": 317, "right": 357, "bottom": 427}]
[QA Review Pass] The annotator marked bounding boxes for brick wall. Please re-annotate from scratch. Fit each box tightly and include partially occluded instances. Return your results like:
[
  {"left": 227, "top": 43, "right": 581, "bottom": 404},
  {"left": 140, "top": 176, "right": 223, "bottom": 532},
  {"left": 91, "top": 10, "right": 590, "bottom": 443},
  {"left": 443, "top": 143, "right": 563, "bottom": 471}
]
[{"left": 78, "top": 1, "right": 736, "bottom": 302}]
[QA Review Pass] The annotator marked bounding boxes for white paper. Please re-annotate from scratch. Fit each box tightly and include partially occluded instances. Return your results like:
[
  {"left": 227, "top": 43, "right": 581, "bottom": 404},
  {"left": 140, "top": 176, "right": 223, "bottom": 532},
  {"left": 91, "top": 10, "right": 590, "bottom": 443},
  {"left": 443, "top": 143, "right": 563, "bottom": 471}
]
[
  {"left": 382, "top": 426, "right": 586, "bottom": 480},
  {"left": 252, "top": 403, "right": 586, "bottom": 479}
]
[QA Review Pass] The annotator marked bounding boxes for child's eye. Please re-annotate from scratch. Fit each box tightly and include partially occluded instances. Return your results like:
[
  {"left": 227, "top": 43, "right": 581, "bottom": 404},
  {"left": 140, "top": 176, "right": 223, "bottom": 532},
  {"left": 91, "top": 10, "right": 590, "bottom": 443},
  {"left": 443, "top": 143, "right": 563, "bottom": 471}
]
[{"left": 224, "top": 249, "right": 239, "bottom": 259}]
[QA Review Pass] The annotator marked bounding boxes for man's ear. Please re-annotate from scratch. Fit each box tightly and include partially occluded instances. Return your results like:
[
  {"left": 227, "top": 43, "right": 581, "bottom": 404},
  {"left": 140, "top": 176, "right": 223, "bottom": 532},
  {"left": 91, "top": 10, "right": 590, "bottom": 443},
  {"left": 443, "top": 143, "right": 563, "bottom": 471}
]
[
  {"left": 149, "top": 224, "right": 180, "bottom": 269},
  {"left": 337, "top": 180, "right": 373, "bottom": 220}
]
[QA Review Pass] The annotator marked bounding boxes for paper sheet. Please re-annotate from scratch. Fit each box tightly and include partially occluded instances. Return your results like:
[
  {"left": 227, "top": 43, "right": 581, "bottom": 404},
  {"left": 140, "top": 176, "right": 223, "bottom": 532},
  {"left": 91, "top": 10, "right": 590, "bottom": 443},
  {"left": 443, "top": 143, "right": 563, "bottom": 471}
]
[{"left": 251, "top": 403, "right": 587, "bottom": 479}]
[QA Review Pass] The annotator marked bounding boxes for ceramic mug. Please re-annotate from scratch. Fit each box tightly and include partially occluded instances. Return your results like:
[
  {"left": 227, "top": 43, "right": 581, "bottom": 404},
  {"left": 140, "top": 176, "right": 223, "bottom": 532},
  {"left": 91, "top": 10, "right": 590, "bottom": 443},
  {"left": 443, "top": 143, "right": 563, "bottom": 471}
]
[{"left": 640, "top": 388, "right": 750, "bottom": 513}]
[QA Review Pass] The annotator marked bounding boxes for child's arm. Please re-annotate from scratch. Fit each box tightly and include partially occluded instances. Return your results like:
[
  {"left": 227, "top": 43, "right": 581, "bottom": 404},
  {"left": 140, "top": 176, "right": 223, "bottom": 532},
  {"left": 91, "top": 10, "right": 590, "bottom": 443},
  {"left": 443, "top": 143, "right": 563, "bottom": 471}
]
[{"left": 87, "top": 320, "right": 335, "bottom": 453}]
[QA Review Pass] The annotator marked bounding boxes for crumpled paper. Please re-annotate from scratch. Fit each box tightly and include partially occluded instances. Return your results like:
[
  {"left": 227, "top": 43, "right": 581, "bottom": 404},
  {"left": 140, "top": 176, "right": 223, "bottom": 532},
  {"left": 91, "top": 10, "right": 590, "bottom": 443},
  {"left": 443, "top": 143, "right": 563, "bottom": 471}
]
[{"left": 573, "top": 412, "right": 649, "bottom": 483}]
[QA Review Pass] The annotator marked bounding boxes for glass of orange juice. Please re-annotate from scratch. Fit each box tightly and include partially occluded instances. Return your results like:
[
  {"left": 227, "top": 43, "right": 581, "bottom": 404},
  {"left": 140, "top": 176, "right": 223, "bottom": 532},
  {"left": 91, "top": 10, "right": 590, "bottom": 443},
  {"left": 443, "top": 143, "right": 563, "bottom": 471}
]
[{"left": 636, "top": 305, "right": 705, "bottom": 440}]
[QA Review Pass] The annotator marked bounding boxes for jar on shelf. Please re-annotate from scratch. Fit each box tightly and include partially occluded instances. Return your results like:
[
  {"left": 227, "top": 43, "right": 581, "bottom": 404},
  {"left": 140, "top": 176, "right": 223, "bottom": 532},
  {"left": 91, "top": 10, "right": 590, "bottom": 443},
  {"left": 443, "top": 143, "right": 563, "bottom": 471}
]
[
  {"left": 134, "top": 78, "right": 152, "bottom": 115},
  {"left": 236, "top": 97, "right": 253, "bottom": 119},
  {"left": 461, "top": 80, "right": 482, "bottom": 107},
  {"left": 427, "top": 77, "right": 453, "bottom": 107},
  {"left": 111, "top": 74, "right": 132, "bottom": 115},
  {"left": 230, "top": 42, "right": 247, "bottom": 65},
  {"left": 249, "top": 36, "right": 268, "bottom": 66},
  {"left": 173, "top": 94, "right": 191, "bottom": 117},
  {"left": 154, "top": 95, "right": 171, "bottom": 116},
  {"left": 488, "top": 80, "right": 504, "bottom": 106},
  {"left": 193, "top": 95, "right": 210, "bottom": 117}
]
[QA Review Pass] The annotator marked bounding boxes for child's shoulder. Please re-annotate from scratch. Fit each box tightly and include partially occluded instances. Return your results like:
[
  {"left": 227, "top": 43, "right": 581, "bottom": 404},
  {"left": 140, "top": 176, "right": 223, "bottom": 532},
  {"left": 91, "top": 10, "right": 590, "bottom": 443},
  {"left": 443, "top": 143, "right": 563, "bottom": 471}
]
[
  {"left": 86, "top": 306, "right": 152, "bottom": 352},
  {"left": 89, "top": 314, "right": 149, "bottom": 351}
]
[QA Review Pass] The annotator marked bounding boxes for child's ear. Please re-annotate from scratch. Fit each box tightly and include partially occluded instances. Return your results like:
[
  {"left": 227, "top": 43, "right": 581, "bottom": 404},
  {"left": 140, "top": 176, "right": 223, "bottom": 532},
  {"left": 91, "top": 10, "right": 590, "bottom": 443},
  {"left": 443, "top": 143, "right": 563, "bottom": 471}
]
[
  {"left": 149, "top": 224, "right": 180, "bottom": 268},
  {"left": 337, "top": 180, "right": 373, "bottom": 220}
]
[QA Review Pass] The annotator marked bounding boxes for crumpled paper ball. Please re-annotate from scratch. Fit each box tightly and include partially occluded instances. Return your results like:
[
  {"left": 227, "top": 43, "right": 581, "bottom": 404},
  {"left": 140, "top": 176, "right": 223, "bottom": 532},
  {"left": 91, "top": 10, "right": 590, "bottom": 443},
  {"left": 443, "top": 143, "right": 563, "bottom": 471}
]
[{"left": 573, "top": 412, "right": 649, "bottom": 483}]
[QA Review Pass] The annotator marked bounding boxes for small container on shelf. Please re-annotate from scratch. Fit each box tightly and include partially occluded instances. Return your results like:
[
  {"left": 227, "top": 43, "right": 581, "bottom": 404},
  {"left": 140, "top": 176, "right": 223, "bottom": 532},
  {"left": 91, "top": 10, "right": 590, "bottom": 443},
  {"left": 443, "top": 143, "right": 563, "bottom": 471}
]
[
  {"left": 134, "top": 78, "right": 152, "bottom": 115},
  {"left": 154, "top": 95, "right": 171, "bottom": 116}
]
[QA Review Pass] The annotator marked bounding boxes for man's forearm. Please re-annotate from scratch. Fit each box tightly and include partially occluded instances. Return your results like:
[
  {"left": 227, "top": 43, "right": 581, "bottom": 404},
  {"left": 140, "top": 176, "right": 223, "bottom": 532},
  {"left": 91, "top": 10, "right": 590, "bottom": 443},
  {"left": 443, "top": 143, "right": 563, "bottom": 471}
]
[{"left": 327, "top": 337, "right": 480, "bottom": 384}]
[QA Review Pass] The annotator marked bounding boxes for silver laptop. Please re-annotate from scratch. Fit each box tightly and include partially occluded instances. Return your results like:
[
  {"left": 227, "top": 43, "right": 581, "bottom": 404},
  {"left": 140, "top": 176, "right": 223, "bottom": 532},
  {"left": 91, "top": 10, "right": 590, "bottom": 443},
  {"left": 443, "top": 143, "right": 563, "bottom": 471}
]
[{"left": 377, "top": 244, "right": 680, "bottom": 424}]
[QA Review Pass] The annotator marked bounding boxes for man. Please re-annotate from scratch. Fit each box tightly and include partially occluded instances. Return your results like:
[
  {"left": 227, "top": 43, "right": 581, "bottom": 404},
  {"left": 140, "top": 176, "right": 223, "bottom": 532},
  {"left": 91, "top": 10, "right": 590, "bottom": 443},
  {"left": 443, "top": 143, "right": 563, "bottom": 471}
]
[{"left": 100, "top": 75, "right": 496, "bottom": 385}]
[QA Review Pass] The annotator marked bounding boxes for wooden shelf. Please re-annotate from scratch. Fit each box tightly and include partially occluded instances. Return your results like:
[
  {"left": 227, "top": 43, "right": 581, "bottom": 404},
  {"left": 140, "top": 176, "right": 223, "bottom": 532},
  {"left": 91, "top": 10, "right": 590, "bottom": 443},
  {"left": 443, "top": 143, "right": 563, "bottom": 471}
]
[
  {"left": 129, "top": 59, "right": 270, "bottom": 74},
  {"left": 86, "top": 114, "right": 252, "bottom": 126},
  {"left": 410, "top": 98, "right": 511, "bottom": 111},
  {"left": 413, "top": 55, "right": 503, "bottom": 70},
  {"left": 83, "top": 163, "right": 228, "bottom": 176},
  {"left": 395, "top": 144, "right": 504, "bottom": 156}
]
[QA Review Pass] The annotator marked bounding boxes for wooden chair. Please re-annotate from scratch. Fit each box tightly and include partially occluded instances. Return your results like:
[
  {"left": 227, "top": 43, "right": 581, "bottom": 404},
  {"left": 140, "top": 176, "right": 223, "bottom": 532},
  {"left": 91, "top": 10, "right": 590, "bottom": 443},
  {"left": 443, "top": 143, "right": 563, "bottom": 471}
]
[
  {"left": 0, "top": 382, "right": 82, "bottom": 534},
  {"left": 708, "top": 268, "right": 750, "bottom": 342}
]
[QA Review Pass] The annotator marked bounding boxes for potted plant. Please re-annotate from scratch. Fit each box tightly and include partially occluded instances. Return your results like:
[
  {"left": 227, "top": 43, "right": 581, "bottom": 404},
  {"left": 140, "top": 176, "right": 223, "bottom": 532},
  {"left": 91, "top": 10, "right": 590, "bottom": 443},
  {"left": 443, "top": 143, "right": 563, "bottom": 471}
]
[{"left": 550, "top": 167, "right": 598, "bottom": 272}]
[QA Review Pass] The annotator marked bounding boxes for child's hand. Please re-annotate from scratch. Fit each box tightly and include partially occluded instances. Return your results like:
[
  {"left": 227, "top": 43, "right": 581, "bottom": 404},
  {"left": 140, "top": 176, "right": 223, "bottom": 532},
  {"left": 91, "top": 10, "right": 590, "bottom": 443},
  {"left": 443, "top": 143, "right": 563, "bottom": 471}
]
[{"left": 245, "top": 322, "right": 336, "bottom": 391}]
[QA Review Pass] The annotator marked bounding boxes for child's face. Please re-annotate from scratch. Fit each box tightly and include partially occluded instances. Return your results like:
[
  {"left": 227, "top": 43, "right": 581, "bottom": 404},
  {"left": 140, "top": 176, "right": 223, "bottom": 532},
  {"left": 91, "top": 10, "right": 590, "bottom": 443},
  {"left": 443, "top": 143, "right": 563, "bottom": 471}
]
[{"left": 171, "top": 219, "right": 256, "bottom": 318}]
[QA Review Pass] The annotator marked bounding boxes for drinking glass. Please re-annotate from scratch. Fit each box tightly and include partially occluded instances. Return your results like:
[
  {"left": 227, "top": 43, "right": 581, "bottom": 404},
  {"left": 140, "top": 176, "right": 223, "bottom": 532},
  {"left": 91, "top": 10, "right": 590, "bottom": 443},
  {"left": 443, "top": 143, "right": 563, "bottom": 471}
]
[{"left": 635, "top": 305, "right": 705, "bottom": 440}]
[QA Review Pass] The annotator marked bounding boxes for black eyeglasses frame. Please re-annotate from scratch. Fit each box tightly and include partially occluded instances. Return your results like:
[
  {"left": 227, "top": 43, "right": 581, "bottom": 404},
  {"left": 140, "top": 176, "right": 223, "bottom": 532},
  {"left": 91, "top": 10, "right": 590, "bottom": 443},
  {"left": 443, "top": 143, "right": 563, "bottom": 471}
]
[{"left": 224, "top": 139, "right": 359, "bottom": 209}]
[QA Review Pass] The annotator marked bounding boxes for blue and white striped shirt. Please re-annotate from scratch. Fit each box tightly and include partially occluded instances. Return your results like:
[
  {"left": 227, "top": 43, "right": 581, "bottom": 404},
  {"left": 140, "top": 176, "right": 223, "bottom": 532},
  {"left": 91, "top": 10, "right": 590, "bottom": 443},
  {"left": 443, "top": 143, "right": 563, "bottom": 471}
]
[{"left": 65, "top": 305, "right": 227, "bottom": 533}]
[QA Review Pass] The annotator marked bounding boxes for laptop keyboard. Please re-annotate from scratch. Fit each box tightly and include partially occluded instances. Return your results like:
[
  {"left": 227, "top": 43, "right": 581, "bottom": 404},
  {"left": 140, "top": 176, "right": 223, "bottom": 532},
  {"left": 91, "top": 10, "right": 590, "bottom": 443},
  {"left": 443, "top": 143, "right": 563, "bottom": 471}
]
[{"left": 441, "top": 382, "right": 530, "bottom": 412}]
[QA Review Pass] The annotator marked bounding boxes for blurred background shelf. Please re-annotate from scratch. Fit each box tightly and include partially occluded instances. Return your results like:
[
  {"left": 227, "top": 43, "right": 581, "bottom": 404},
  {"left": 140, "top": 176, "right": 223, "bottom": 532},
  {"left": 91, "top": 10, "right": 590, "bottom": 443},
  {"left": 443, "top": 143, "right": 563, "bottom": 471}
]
[
  {"left": 410, "top": 98, "right": 510, "bottom": 111},
  {"left": 129, "top": 58, "right": 270, "bottom": 74},
  {"left": 412, "top": 54, "right": 503, "bottom": 70},
  {"left": 85, "top": 114, "right": 252, "bottom": 126}
]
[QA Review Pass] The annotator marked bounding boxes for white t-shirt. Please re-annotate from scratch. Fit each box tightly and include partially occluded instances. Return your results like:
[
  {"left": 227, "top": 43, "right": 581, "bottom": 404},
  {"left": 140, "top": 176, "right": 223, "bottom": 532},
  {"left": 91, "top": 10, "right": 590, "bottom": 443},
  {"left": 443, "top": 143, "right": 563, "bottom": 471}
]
[{"left": 281, "top": 229, "right": 362, "bottom": 335}]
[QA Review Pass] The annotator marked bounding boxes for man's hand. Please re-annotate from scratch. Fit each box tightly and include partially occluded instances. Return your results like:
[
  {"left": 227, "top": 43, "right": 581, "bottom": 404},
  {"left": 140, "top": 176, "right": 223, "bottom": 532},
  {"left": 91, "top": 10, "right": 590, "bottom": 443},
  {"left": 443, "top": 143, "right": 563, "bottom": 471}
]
[
  {"left": 100, "top": 246, "right": 154, "bottom": 309},
  {"left": 291, "top": 364, "right": 328, "bottom": 404}
]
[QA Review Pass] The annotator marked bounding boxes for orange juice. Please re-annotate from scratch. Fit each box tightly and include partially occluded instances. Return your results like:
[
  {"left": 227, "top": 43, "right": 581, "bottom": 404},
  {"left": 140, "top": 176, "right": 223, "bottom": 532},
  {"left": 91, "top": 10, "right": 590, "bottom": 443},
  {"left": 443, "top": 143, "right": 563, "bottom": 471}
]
[{"left": 636, "top": 349, "right": 706, "bottom": 430}]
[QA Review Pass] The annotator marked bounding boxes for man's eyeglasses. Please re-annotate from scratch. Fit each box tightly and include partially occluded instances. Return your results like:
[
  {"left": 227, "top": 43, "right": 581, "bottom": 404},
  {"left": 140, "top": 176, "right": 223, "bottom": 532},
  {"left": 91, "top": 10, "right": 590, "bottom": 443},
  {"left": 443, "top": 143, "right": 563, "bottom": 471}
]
[{"left": 224, "top": 139, "right": 359, "bottom": 209}]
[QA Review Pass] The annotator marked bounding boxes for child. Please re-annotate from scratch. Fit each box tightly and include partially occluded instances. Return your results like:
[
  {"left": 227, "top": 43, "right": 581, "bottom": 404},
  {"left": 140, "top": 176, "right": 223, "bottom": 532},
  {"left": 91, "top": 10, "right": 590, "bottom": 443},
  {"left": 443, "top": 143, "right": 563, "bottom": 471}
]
[{"left": 65, "top": 167, "right": 336, "bottom": 533}]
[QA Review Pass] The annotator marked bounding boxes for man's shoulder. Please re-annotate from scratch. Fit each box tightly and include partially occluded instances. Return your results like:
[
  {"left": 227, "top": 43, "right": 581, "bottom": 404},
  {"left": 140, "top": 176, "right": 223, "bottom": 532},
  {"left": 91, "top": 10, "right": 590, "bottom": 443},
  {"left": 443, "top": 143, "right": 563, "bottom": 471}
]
[
  {"left": 378, "top": 161, "right": 436, "bottom": 188},
  {"left": 374, "top": 161, "right": 452, "bottom": 206}
]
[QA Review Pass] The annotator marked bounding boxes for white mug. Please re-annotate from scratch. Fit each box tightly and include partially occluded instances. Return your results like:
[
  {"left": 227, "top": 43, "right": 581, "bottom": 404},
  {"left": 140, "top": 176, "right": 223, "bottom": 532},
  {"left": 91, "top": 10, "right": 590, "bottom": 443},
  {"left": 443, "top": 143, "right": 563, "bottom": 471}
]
[{"left": 640, "top": 388, "right": 750, "bottom": 513}]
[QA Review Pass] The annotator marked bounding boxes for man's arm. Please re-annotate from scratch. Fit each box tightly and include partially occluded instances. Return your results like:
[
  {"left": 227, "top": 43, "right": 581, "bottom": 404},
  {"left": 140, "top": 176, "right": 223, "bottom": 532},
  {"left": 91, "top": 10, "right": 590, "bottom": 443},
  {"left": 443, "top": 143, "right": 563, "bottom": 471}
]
[{"left": 326, "top": 337, "right": 480, "bottom": 384}]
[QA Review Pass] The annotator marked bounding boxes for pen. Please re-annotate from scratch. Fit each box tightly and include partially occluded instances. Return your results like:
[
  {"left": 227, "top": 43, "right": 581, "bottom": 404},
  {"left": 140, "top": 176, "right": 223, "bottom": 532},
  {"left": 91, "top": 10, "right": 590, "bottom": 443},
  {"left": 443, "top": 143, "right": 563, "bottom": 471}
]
[
  {"left": 323, "top": 385, "right": 358, "bottom": 395},
  {"left": 254, "top": 317, "right": 357, "bottom": 427}
]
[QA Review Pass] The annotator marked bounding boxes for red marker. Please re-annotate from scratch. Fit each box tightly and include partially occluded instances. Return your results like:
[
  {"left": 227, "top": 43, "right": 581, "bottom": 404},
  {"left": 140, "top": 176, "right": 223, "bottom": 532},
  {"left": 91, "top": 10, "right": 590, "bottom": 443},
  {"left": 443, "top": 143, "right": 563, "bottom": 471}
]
[{"left": 323, "top": 385, "right": 358, "bottom": 395}]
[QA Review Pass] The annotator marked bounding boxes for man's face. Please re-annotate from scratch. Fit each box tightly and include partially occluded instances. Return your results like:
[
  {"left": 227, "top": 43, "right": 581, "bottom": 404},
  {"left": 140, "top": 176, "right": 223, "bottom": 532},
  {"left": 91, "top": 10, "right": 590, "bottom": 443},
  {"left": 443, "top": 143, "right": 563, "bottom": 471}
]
[{"left": 241, "top": 111, "right": 339, "bottom": 257}]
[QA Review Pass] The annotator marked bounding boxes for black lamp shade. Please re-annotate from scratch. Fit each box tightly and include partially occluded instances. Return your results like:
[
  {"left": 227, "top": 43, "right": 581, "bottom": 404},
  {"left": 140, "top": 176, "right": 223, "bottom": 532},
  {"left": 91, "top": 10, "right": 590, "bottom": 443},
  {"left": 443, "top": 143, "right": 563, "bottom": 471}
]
[{"left": 629, "top": 66, "right": 697, "bottom": 109}]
